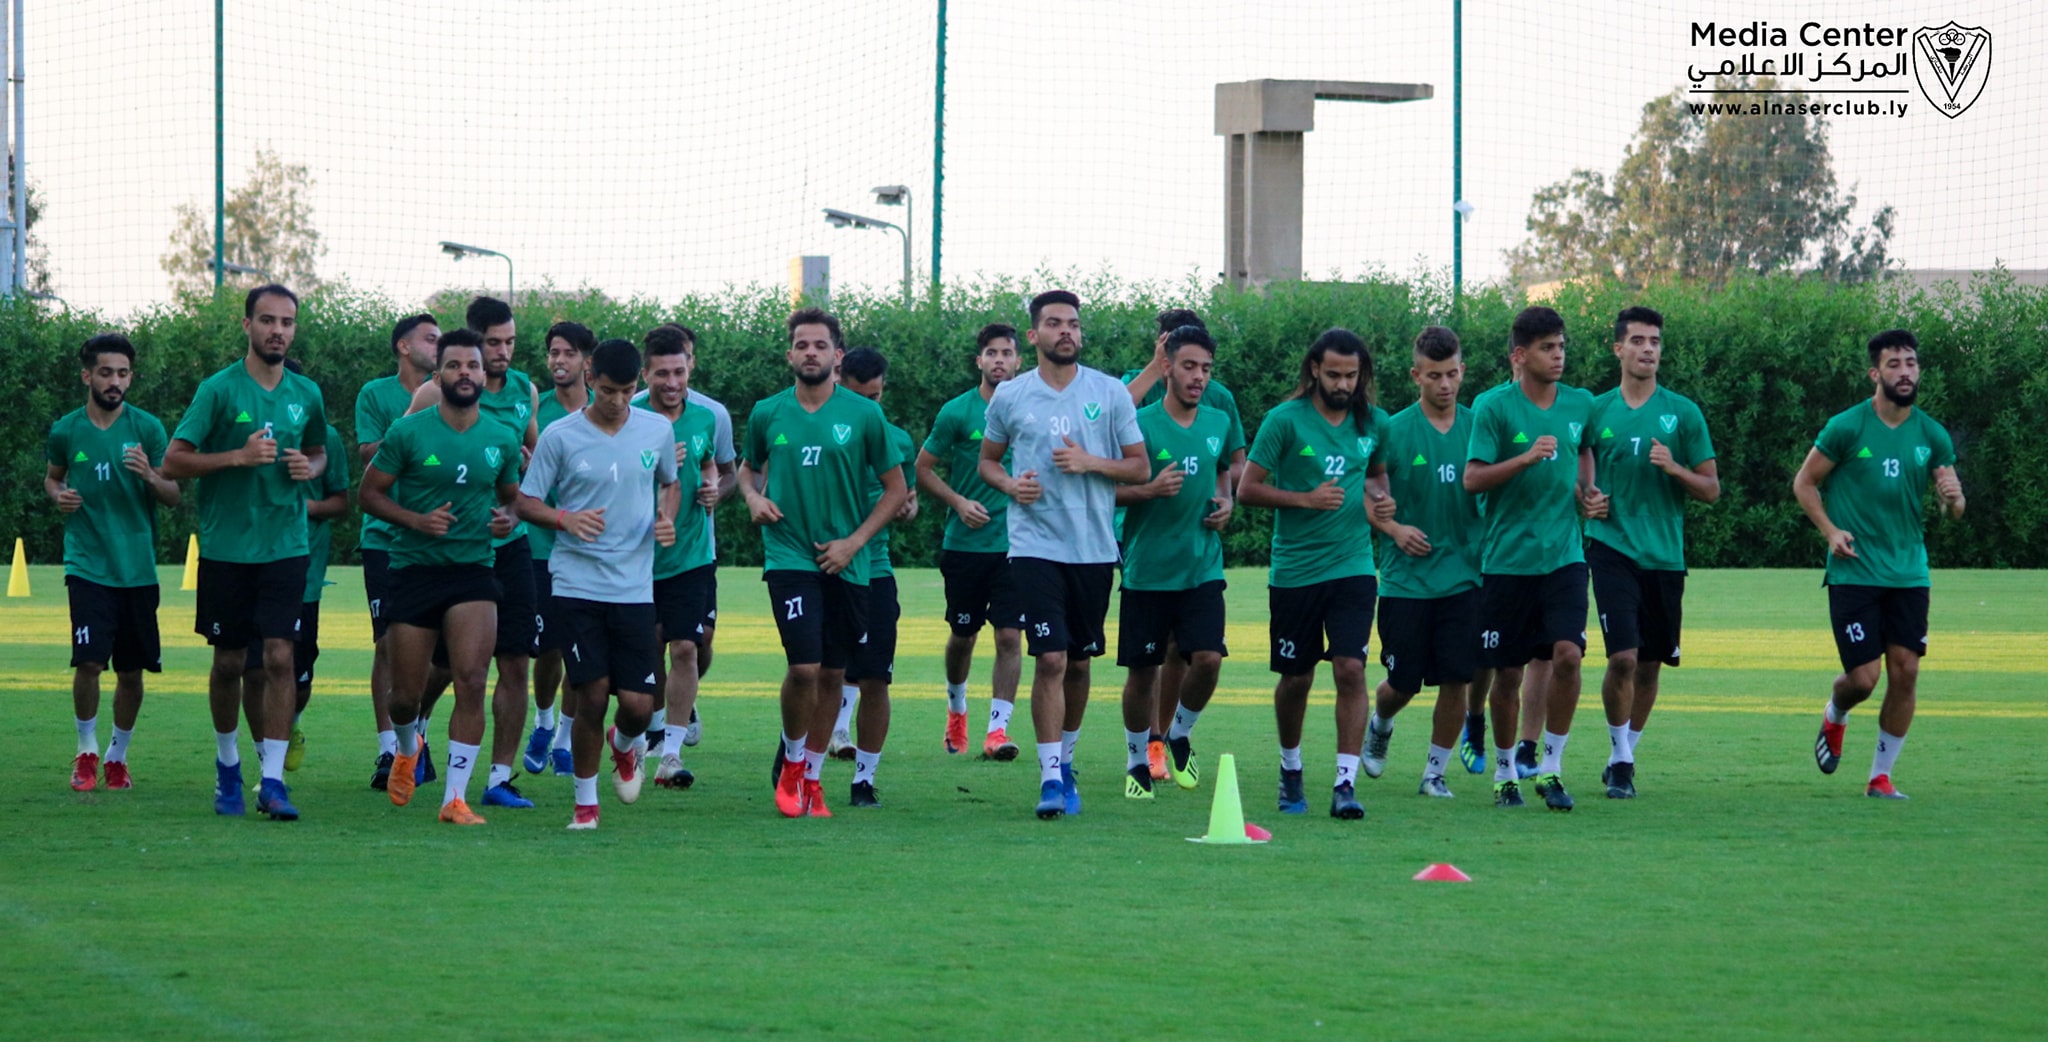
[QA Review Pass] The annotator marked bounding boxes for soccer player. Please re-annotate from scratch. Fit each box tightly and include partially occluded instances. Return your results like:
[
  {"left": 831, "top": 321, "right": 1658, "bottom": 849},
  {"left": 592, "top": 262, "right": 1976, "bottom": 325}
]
[
  {"left": 407, "top": 297, "right": 540, "bottom": 809},
  {"left": 1579, "top": 307, "right": 1719, "bottom": 798},
  {"left": 1464, "top": 305, "right": 1597, "bottom": 812},
  {"left": 979, "top": 290, "right": 1148, "bottom": 820},
  {"left": 1114, "top": 324, "right": 1241, "bottom": 799},
  {"left": 833, "top": 347, "right": 919, "bottom": 806},
  {"left": 1794, "top": 329, "right": 1963, "bottom": 800},
  {"left": 1238, "top": 329, "right": 1390, "bottom": 820},
  {"left": 916, "top": 324, "right": 1024, "bottom": 758},
  {"left": 46, "top": 333, "right": 178, "bottom": 792},
  {"left": 634, "top": 325, "right": 719, "bottom": 790},
  {"left": 1361, "top": 327, "right": 1483, "bottom": 798},
  {"left": 743, "top": 308, "right": 907, "bottom": 818},
  {"left": 523, "top": 320, "right": 594, "bottom": 778},
  {"left": 356, "top": 312, "right": 438, "bottom": 790},
  {"left": 359, "top": 328, "right": 523, "bottom": 825},
  {"left": 163, "top": 283, "right": 329, "bottom": 821},
  {"left": 516, "top": 338, "right": 680, "bottom": 829},
  {"left": 1120, "top": 308, "right": 1249, "bottom": 778}
]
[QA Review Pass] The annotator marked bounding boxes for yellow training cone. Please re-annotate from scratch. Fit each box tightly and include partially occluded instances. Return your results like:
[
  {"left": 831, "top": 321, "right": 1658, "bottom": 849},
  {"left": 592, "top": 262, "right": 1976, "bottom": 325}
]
[
  {"left": 180, "top": 534, "right": 200, "bottom": 591},
  {"left": 1188, "top": 753, "right": 1268, "bottom": 845},
  {"left": 6, "top": 538, "right": 27, "bottom": 597}
]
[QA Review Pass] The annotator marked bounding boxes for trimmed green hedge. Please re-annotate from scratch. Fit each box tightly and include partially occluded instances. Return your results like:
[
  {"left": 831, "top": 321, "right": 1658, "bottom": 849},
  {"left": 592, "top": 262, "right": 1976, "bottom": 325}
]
[{"left": 4, "top": 271, "right": 2041, "bottom": 572}]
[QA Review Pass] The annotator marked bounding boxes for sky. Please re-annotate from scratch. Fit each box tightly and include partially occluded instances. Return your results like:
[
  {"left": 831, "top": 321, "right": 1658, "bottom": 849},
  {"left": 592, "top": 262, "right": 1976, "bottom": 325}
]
[{"left": 23, "top": 0, "right": 2048, "bottom": 315}]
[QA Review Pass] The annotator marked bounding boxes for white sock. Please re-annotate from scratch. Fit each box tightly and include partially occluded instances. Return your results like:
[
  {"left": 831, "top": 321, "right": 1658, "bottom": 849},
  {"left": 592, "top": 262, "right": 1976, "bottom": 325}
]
[
  {"left": 1607, "top": 724, "right": 1634, "bottom": 765},
  {"left": 107, "top": 727, "right": 134, "bottom": 764},
  {"left": 1538, "top": 730, "right": 1569, "bottom": 774},
  {"left": 1334, "top": 753, "right": 1360, "bottom": 788},
  {"left": 1037, "top": 742, "right": 1062, "bottom": 784},
  {"left": 414, "top": 715, "right": 430, "bottom": 737},
  {"left": 988, "top": 699, "right": 1014, "bottom": 734},
  {"left": 1493, "top": 744, "right": 1516, "bottom": 782},
  {"left": 835, "top": 686, "right": 858, "bottom": 734},
  {"left": 946, "top": 681, "right": 968, "bottom": 714},
  {"left": 259, "top": 738, "right": 289, "bottom": 782},
  {"left": 1871, "top": 729, "right": 1906, "bottom": 780},
  {"left": 377, "top": 729, "right": 398, "bottom": 756},
  {"left": 610, "top": 727, "right": 636, "bottom": 753},
  {"left": 443, "top": 741, "right": 480, "bottom": 805},
  {"left": 1279, "top": 745, "right": 1304, "bottom": 772},
  {"left": 76, "top": 716, "right": 99, "bottom": 756},
  {"left": 1424, "top": 743, "right": 1452, "bottom": 780},
  {"left": 781, "top": 732, "right": 807, "bottom": 762},
  {"left": 1060, "top": 729, "right": 1080, "bottom": 764},
  {"left": 537, "top": 705, "right": 558, "bottom": 729},
  {"left": 1824, "top": 698, "right": 1847, "bottom": 725},
  {"left": 1627, "top": 727, "right": 1643, "bottom": 754},
  {"left": 649, "top": 708, "right": 667, "bottom": 733},
  {"left": 487, "top": 763, "right": 511, "bottom": 788},
  {"left": 803, "top": 748, "right": 825, "bottom": 781},
  {"left": 1125, "top": 729, "right": 1150, "bottom": 770},
  {"left": 853, "top": 749, "right": 880, "bottom": 786},
  {"left": 552, "top": 718, "right": 575, "bottom": 750},
  {"left": 395, "top": 725, "right": 419, "bottom": 756},
  {"left": 661, "top": 727, "right": 682, "bottom": 759},
  {"left": 217, "top": 730, "right": 241, "bottom": 767},
  {"left": 574, "top": 773, "right": 599, "bottom": 806},
  {"left": 1168, "top": 705, "right": 1202, "bottom": 741},
  {"left": 1367, "top": 712, "right": 1392, "bottom": 737}
]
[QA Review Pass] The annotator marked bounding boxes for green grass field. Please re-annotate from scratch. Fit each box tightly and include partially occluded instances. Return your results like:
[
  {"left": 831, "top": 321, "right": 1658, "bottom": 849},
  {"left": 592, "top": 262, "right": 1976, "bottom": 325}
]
[{"left": 2, "top": 565, "right": 2044, "bottom": 1040}]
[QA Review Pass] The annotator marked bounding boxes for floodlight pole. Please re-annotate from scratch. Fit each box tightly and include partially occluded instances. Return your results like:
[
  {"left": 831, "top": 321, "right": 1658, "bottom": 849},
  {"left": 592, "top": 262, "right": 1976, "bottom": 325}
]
[
  {"left": 0, "top": 0, "right": 12, "bottom": 295},
  {"left": 214, "top": 0, "right": 225, "bottom": 290},
  {"left": 931, "top": 0, "right": 946, "bottom": 299},
  {"left": 441, "top": 241, "right": 515, "bottom": 305},
  {"left": 1453, "top": 0, "right": 1463, "bottom": 299},
  {"left": 10, "top": 0, "right": 23, "bottom": 293},
  {"left": 822, "top": 210, "right": 911, "bottom": 305}
]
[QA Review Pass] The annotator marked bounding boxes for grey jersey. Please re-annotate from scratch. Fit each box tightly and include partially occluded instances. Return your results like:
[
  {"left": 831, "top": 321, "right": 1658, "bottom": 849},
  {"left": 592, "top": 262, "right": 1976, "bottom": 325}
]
[
  {"left": 522, "top": 408, "right": 680, "bottom": 603},
  {"left": 982, "top": 364, "right": 1142, "bottom": 565}
]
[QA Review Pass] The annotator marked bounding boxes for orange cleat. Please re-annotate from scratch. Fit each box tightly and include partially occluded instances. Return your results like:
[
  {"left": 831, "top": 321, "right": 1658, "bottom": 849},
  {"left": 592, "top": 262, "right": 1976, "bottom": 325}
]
[
  {"left": 388, "top": 746, "right": 420, "bottom": 807},
  {"left": 438, "top": 798, "right": 487, "bottom": 825},
  {"left": 70, "top": 752, "right": 100, "bottom": 792},
  {"left": 945, "top": 710, "right": 970, "bottom": 754},
  {"left": 103, "top": 761, "right": 132, "bottom": 790},
  {"left": 774, "top": 758, "right": 807, "bottom": 818},
  {"left": 982, "top": 728, "right": 1020, "bottom": 761},
  {"left": 1147, "top": 739, "right": 1169, "bottom": 781},
  {"left": 803, "top": 778, "right": 833, "bottom": 818}
]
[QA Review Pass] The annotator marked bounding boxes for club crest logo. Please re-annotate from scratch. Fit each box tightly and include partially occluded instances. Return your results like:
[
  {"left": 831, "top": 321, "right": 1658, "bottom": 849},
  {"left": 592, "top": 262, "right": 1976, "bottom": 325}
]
[
  {"left": 1658, "top": 414, "right": 1678, "bottom": 434},
  {"left": 1356, "top": 437, "right": 1376, "bottom": 458},
  {"left": 1083, "top": 403, "right": 1102, "bottom": 421},
  {"left": 1915, "top": 445, "right": 1932, "bottom": 466},
  {"left": 287, "top": 404, "right": 305, "bottom": 424},
  {"left": 1913, "top": 22, "right": 1991, "bottom": 119},
  {"left": 516, "top": 403, "right": 531, "bottom": 420},
  {"left": 1206, "top": 436, "right": 1222, "bottom": 455},
  {"left": 1568, "top": 423, "right": 1584, "bottom": 442},
  {"left": 484, "top": 447, "right": 502, "bottom": 468},
  {"left": 691, "top": 435, "right": 707, "bottom": 458},
  {"left": 641, "top": 449, "right": 658, "bottom": 469},
  {"left": 832, "top": 423, "right": 852, "bottom": 445}
]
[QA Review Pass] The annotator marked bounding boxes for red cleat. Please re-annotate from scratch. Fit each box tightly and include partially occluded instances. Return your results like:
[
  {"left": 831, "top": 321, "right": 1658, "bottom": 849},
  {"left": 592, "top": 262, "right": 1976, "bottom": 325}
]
[
  {"left": 803, "top": 778, "right": 833, "bottom": 818},
  {"left": 608, "top": 727, "right": 644, "bottom": 804},
  {"left": 944, "top": 710, "right": 970, "bottom": 754},
  {"left": 567, "top": 803, "right": 601, "bottom": 830},
  {"left": 1866, "top": 774, "right": 1909, "bottom": 800},
  {"left": 1815, "top": 718, "right": 1845, "bottom": 775},
  {"left": 103, "top": 761, "right": 132, "bottom": 790},
  {"left": 774, "top": 759, "right": 807, "bottom": 818},
  {"left": 70, "top": 752, "right": 99, "bottom": 792}
]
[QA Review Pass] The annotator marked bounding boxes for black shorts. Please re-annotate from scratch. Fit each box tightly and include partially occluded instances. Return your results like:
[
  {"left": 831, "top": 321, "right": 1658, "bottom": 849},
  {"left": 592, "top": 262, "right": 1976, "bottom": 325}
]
[
  {"left": 654, "top": 565, "right": 716, "bottom": 648},
  {"left": 1268, "top": 575, "right": 1377, "bottom": 675},
  {"left": 386, "top": 563, "right": 500, "bottom": 631},
  {"left": 362, "top": 548, "right": 393, "bottom": 642},
  {"left": 765, "top": 570, "right": 869, "bottom": 670},
  {"left": 1477, "top": 564, "right": 1590, "bottom": 670},
  {"left": 244, "top": 600, "right": 321, "bottom": 684},
  {"left": 1011, "top": 557, "right": 1114, "bottom": 658},
  {"left": 1588, "top": 539, "right": 1684, "bottom": 666},
  {"left": 1377, "top": 589, "right": 1480, "bottom": 694},
  {"left": 66, "top": 577, "right": 162, "bottom": 673},
  {"left": 1116, "top": 580, "right": 1229, "bottom": 669},
  {"left": 702, "top": 567, "right": 720, "bottom": 634},
  {"left": 531, "top": 557, "right": 570, "bottom": 655},
  {"left": 560, "top": 597, "right": 659, "bottom": 694},
  {"left": 194, "top": 556, "right": 309, "bottom": 648},
  {"left": 1828, "top": 584, "right": 1930, "bottom": 670},
  {"left": 940, "top": 550, "right": 1021, "bottom": 636},
  {"left": 492, "top": 537, "right": 537, "bottom": 658},
  {"left": 847, "top": 575, "right": 899, "bottom": 685}
]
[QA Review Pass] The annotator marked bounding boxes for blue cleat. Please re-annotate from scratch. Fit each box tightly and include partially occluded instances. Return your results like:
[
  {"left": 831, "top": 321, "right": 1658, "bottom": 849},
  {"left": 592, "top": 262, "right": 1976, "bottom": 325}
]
[
  {"left": 549, "top": 746, "right": 573, "bottom": 777},
  {"left": 214, "top": 760, "right": 246, "bottom": 816},
  {"left": 1330, "top": 781, "right": 1366, "bottom": 820},
  {"left": 256, "top": 778, "right": 299, "bottom": 821},
  {"left": 1514, "top": 740, "right": 1540, "bottom": 780},
  {"left": 522, "top": 727, "right": 554, "bottom": 775},
  {"left": 482, "top": 779, "right": 535, "bottom": 809},
  {"left": 416, "top": 738, "right": 438, "bottom": 785},
  {"left": 1459, "top": 713, "right": 1488, "bottom": 774},
  {"left": 1035, "top": 780, "right": 1065, "bottom": 819},
  {"left": 1060, "top": 762, "right": 1081, "bottom": 816},
  {"left": 1277, "top": 768, "right": 1308, "bottom": 815}
]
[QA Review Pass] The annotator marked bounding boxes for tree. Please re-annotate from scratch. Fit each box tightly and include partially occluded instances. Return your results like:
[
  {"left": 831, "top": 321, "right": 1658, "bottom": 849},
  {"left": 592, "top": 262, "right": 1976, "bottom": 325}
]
[
  {"left": 1506, "top": 77, "right": 1893, "bottom": 288},
  {"left": 162, "top": 146, "right": 325, "bottom": 296}
]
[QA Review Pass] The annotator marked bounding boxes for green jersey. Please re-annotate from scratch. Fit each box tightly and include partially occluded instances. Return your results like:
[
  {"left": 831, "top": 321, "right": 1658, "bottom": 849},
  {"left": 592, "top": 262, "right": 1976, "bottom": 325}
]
[
  {"left": 479, "top": 369, "right": 537, "bottom": 547},
  {"left": 1467, "top": 381, "right": 1596, "bottom": 576},
  {"left": 1122, "top": 402, "right": 1242, "bottom": 591},
  {"left": 369, "top": 408, "right": 523, "bottom": 569},
  {"left": 46, "top": 404, "right": 169, "bottom": 588},
  {"left": 744, "top": 386, "right": 901, "bottom": 586},
  {"left": 172, "top": 360, "right": 330, "bottom": 564},
  {"left": 302, "top": 424, "right": 350, "bottom": 602},
  {"left": 1375, "top": 404, "right": 1482, "bottom": 599},
  {"left": 638, "top": 398, "right": 721, "bottom": 580},
  {"left": 865, "top": 424, "right": 919, "bottom": 577},
  {"left": 1584, "top": 385, "right": 1714, "bottom": 572},
  {"left": 529, "top": 387, "right": 580, "bottom": 561},
  {"left": 1246, "top": 398, "right": 1389, "bottom": 589},
  {"left": 353, "top": 374, "right": 418, "bottom": 553},
  {"left": 1813, "top": 400, "right": 1956, "bottom": 588},
  {"left": 922, "top": 387, "right": 1010, "bottom": 554}
]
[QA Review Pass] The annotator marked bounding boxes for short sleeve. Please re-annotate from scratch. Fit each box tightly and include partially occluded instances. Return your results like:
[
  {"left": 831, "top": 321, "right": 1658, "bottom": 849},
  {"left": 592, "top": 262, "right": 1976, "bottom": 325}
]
[
  {"left": 1685, "top": 400, "right": 1716, "bottom": 465},
  {"left": 45, "top": 420, "right": 66, "bottom": 468},
  {"left": 369, "top": 422, "right": 407, "bottom": 477},
  {"left": 521, "top": 427, "right": 561, "bottom": 500},
  {"left": 862, "top": 408, "right": 896, "bottom": 476},
  {"left": 1813, "top": 411, "right": 1854, "bottom": 462},
  {"left": 495, "top": 433, "right": 523, "bottom": 487},
  {"left": 304, "top": 385, "right": 329, "bottom": 449},
  {"left": 921, "top": 402, "right": 955, "bottom": 457},
  {"left": 1247, "top": 410, "right": 1288, "bottom": 473},
  {"left": 321, "top": 427, "right": 350, "bottom": 496},
  {"left": 355, "top": 386, "right": 389, "bottom": 446},
  {"left": 145, "top": 415, "right": 170, "bottom": 467},
  {"left": 1466, "top": 398, "right": 1503, "bottom": 464},
  {"left": 1223, "top": 391, "right": 1247, "bottom": 456},
  {"left": 711, "top": 402, "right": 736, "bottom": 465},
  {"left": 1368, "top": 410, "right": 1390, "bottom": 467},
  {"left": 1112, "top": 393, "right": 1143, "bottom": 448},
  {"left": 1930, "top": 421, "right": 1957, "bottom": 469},
  {"left": 981, "top": 389, "right": 1012, "bottom": 445},
  {"left": 742, "top": 401, "right": 770, "bottom": 467},
  {"left": 172, "top": 379, "right": 220, "bottom": 446},
  {"left": 654, "top": 424, "right": 680, "bottom": 485}
]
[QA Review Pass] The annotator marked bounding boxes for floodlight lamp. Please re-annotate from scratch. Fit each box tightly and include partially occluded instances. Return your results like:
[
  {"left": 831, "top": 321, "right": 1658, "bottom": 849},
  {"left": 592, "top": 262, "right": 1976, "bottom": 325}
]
[{"left": 872, "top": 185, "right": 910, "bottom": 206}]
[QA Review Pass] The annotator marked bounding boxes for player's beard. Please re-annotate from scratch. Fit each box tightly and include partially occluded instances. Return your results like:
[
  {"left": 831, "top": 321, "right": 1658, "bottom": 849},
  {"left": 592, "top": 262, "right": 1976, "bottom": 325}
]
[
  {"left": 796, "top": 366, "right": 831, "bottom": 387},
  {"left": 1044, "top": 340, "right": 1079, "bottom": 366},
  {"left": 91, "top": 387, "right": 124, "bottom": 411},
  {"left": 1882, "top": 379, "right": 1917, "bottom": 406},
  {"left": 442, "top": 378, "right": 482, "bottom": 407},
  {"left": 1316, "top": 385, "right": 1353, "bottom": 411},
  {"left": 255, "top": 341, "right": 287, "bottom": 365}
]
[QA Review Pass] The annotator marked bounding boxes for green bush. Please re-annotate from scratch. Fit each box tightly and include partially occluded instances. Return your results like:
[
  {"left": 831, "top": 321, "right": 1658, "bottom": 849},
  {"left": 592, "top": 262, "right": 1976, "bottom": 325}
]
[{"left": 3, "top": 270, "right": 2039, "bottom": 572}]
